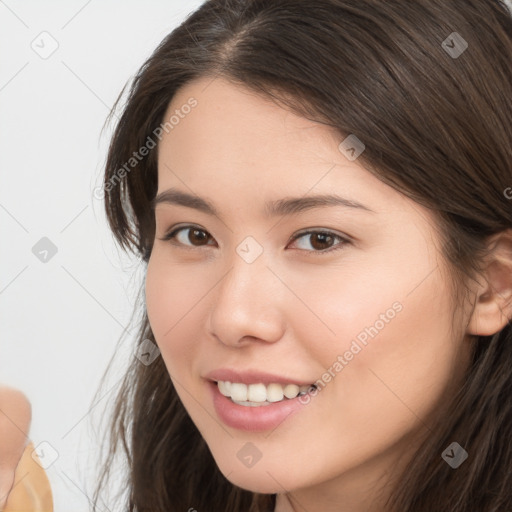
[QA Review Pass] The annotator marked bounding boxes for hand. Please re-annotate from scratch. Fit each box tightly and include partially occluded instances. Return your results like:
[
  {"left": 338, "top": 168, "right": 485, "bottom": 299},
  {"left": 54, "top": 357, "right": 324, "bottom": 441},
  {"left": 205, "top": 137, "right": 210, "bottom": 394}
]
[{"left": 0, "top": 386, "right": 31, "bottom": 511}]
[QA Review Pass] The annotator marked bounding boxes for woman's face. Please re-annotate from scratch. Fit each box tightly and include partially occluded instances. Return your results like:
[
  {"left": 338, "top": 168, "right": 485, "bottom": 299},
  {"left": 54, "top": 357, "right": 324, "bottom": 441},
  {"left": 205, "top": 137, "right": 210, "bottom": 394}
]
[{"left": 145, "top": 76, "right": 473, "bottom": 505}]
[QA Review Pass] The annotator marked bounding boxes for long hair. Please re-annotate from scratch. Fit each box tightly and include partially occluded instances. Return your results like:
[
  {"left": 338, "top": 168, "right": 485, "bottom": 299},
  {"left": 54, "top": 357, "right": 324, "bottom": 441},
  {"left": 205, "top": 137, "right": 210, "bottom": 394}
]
[{"left": 91, "top": 1, "right": 512, "bottom": 510}]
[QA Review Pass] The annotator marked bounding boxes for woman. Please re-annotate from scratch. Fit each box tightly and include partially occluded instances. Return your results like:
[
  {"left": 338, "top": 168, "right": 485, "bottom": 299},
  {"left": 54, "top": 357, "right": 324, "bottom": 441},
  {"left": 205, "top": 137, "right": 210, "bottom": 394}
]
[{"left": 93, "top": 0, "right": 512, "bottom": 510}]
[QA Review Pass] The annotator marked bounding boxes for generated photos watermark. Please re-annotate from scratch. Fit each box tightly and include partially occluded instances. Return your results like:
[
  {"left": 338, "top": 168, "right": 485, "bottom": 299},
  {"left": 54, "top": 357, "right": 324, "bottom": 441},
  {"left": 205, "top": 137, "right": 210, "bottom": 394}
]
[
  {"left": 93, "top": 97, "right": 198, "bottom": 200},
  {"left": 299, "top": 301, "right": 404, "bottom": 404}
]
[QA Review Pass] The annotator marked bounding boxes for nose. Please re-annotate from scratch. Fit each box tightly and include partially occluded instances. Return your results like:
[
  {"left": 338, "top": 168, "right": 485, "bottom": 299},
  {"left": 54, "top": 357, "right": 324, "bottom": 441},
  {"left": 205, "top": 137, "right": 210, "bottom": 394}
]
[{"left": 207, "top": 245, "right": 287, "bottom": 348}]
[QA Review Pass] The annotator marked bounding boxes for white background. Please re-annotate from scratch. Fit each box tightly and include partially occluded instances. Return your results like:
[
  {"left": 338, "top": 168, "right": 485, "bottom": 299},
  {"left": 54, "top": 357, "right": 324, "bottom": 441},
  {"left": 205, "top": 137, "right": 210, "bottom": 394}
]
[
  {"left": 0, "top": 2, "right": 203, "bottom": 511},
  {"left": 1, "top": 1, "right": 512, "bottom": 511}
]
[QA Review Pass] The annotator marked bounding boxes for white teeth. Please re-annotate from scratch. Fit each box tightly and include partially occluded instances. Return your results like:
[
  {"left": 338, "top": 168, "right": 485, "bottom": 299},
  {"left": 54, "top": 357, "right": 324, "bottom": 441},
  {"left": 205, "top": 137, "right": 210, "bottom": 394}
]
[
  {"left": 283, "top": 384, "right": 300, "bottom": 399},
  {"left": 216, "top": 380, "right": 315, "bottom": 405},
  {"left": 266, "top": 383, "right": 284, "bottom": 402},
  {"left": 230, "top": 383, "right": 248, "bottom": 401},
  {"left": 247, "top": 383, "right": 267, "bottom": 402},
  {"left": 217, "top": 380, "right": 231, "bottom": 396}
]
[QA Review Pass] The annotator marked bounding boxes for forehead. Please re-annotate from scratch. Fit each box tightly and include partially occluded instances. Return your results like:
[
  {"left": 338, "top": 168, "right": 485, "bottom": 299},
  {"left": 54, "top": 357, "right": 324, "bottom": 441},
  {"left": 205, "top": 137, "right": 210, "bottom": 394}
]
[
  {"left": 155, "top": 76, "right": 426, "bottom": 227},
  {"left": 159, "top": 75, "right": 342, "bottom": 171}
]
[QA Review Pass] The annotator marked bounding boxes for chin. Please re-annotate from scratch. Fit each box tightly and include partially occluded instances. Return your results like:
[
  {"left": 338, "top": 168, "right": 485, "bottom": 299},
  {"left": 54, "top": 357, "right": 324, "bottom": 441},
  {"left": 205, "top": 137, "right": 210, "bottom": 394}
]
[
  {"left": 226, "top": 473, "right": 282, "bottom": 494},
  {"left": 216, "top": 462, "right": 298, "bottom": 494}
]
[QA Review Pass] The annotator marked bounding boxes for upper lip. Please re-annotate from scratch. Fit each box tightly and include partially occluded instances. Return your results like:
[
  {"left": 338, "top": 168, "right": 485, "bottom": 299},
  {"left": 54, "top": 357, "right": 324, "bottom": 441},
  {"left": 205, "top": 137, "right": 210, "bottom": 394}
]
[{"left": 204, "top": 368, "right": 315, "bottom": 386}]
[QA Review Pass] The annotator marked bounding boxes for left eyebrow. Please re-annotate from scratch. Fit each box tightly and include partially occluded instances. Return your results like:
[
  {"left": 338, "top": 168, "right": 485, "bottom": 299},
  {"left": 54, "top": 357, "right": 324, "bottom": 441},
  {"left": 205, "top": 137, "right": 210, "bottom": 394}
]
[{"left": 151, "top": 188, "right": 376, "bottom": 218}]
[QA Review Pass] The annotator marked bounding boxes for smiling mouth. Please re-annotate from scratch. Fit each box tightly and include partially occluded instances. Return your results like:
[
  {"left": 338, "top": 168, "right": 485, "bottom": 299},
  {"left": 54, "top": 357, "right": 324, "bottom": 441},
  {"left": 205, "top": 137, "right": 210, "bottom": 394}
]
[{"left": 215, "top": 380, "right": 317, "bottom": 407}]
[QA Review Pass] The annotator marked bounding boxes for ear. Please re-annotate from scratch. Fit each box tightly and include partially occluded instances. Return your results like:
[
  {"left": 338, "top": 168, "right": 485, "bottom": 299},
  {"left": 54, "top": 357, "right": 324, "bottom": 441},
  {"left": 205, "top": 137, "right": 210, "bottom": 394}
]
[{"left": 467, "top": 229, "right": 512, "bottom": 336}]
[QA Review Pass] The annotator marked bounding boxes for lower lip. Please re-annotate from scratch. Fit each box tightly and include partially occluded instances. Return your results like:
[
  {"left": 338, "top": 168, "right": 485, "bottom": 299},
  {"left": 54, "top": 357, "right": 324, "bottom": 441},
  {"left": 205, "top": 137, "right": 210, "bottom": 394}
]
[{"left": 208, "top": 381, "right": 314, "bottom": 432}]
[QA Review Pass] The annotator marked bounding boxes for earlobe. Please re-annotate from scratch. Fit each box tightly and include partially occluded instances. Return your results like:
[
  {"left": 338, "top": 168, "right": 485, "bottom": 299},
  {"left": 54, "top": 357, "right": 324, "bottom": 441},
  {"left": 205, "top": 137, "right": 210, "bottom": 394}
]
[{"left": 466, "top": 229, "right": 512, "bottom": 337}]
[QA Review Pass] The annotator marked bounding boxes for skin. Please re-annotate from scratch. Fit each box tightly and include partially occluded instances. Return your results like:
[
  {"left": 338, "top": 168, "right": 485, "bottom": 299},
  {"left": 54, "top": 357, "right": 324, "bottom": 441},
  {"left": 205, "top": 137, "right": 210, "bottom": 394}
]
[
  {"left": 0, "top": 386, "right": 31, "bottom": 510},
  {"left": 145, "top": 76, "right": 510, "bottom": 512}
]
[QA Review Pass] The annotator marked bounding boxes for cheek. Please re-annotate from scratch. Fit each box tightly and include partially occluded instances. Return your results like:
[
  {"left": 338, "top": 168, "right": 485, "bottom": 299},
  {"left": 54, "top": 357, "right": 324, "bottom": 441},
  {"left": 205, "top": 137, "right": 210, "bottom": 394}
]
[
  {"left": 318, "top": 260, "right": 458, "bottom": 438},
  {"left": 304, "top": 245, "right": 457, "bottom": 420},
  {"left": 286, "top": 254, "right": 419, "bottom": 374},
  {"left": 145, "top": 255, "right": 206, "bottom": 367}
]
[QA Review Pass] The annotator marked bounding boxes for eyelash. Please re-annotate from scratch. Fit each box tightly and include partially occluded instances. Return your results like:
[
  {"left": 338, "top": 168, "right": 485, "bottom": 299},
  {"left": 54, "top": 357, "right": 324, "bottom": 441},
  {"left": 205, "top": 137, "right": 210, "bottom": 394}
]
[{"left": 159, "top": 224, "right": 351, "bottom": 255}]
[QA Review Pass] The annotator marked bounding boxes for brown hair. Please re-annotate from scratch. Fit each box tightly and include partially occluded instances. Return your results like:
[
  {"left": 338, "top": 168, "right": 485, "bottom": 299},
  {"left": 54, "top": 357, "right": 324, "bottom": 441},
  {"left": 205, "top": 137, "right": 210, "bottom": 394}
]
[{"left": 92, "top": 0, "right": 512, "bottom": 510}]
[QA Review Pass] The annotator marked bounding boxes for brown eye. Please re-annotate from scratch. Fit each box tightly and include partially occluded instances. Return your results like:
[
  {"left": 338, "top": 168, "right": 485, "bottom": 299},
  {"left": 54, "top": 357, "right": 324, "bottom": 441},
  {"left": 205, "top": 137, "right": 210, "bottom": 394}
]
[
  {"left": 309, "top": 233, "right": 334, "bottom": 250},
  {"left": 160, "top": 225, "right": 350, "bottom": 255},
  {"left": 161, "top": 226, "right": 214, "bottom": 247},
  {"left": 289, "top": 230, "right": 350, "bottom": 254},
  {"left": 186, "top": 228, "right": 210, "bottom": 246}
]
